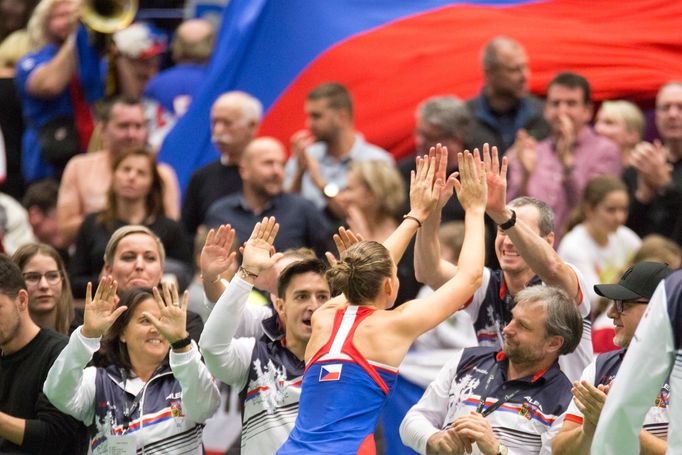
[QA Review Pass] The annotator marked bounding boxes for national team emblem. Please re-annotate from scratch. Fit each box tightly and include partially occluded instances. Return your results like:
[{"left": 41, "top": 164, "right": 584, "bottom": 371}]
[
  {"left": 654, "top": 388, "right": 670, "bottom": 408},
  {"left": 170, "top": 400, "right": 183, "bottom": 418},
  {"left": 519, "top": 401, "right": 538, "bottom": 420},
  {"left": 319, "top": 364, "right": 343, "bottom": 382}
]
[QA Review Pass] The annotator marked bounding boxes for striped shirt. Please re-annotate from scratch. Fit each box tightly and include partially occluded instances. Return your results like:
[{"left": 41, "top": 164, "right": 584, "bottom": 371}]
[
  {"left": 400, "top": 346, "right": 572, "bottom": 455},
  {"left": 463, "top": 266, "right": 593, "bottom": 383}
]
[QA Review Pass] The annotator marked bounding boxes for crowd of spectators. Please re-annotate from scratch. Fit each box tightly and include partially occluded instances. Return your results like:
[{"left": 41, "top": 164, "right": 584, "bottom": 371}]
[{"left": 0, "top": 1, "right": 681, "bottom": 454}]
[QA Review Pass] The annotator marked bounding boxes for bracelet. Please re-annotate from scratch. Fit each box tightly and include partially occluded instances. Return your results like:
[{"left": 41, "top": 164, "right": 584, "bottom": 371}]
[
  {"left": 402, "top": 214, "right": 423, "bottom": 228},
  {"left": 498, "top": 209, "right": 516, "bottom": 230},
  {"left": 238, "top": 266, "right": 259, "bottom": 279},
  {"left": 170, "top": 335, "right": 192, "bottom": 350}
]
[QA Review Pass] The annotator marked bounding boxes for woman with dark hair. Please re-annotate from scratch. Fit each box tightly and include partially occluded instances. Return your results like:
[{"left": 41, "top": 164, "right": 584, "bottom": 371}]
[
  {"left": 12, "top": 242, "right": 73, "bottom": 334},
  {"left": 43, "top": 278, "right": 220, "bottom": 454},
  {"left": 69, "top": 149, "right": 191, "bottom": 298},
  {"left": 276, "top": 147, "right": 487, "bottom": 454}
]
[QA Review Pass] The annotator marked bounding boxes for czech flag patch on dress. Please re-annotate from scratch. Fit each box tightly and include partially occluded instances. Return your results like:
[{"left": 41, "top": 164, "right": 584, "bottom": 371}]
[{"left": 319, "top": 364, "right": 343, "bottom": 382}]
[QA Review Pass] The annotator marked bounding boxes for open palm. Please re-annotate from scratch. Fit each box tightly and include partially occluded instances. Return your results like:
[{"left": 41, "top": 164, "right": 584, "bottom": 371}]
[
  {"left": 242, "top": 217, "right": 280, "bottom": 274},
  {"left": 144, "top": 282, "right": 188, "bottom": 344},
  {"left": 200, "top": 224, "right": 237, "bottom": 281},
  {"left": 82, "top": 276, "right": 124, "bottom": 338},
  {"left": 482, "top": 144, "right": 508, "bottom": 215}
]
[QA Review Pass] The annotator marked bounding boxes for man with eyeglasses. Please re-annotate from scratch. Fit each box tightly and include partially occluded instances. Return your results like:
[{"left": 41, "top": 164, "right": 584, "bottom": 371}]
[
  {"left": 553, "top": 261, "right": 672, "bottom": 454},
  {"left": 0, "top": 254, "right": 87, "bottom": 454}
]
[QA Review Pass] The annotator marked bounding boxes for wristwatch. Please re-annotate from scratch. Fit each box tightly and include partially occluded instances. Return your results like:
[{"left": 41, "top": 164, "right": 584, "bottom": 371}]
[
  {"left": 498, "top": 209, "right": 516, "bottom": 230},
  {"left": 323, "top": 182, "right": 340, "bottom": 199},
  {"left": 496, "top": 443, "right": 509, "bottom": 455}
]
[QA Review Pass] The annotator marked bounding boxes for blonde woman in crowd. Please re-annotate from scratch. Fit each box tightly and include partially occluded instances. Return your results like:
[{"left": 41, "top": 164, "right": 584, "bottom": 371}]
[
  {"left": 337, "top": 159, "right": 420, "bottom": 304},
  {"left": 594, "top": 100, "right": 645, "bottom": 167}
]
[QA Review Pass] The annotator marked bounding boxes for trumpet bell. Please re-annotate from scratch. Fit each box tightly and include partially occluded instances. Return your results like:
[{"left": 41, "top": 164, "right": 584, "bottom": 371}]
[{"left": 81, "top": 0, "right": 138, "bottom": 34}]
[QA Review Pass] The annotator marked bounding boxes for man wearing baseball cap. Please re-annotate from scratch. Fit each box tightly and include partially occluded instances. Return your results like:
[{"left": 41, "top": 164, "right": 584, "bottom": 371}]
[{"left": 553, "top": 261, "right": 672, "bottom": 454}]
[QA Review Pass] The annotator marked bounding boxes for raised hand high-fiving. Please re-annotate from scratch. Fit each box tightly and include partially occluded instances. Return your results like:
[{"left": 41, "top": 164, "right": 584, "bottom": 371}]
[
  {"left": 81, "top": 276, "right": 124, "bottom": 338},
  {"left": 200, "top": 224, "right": 237, "bottom": 283},
  {"left": 409, "top": 148, "right": 445, "bottom": 223},
  {"left": 453, "top": 148, "right": 487, "bottom": 213},
  {"left": 482, "top": 143, "right": 509, "bottom": 218},
  {"left": 241, "top": 217, "right": 280, "bottom": 277},
  {"left": 430, "top": 144, "right": 460, "bottom": 212},
  {"left": 143, "top": 282, "right": 189, "bottom": 345}
]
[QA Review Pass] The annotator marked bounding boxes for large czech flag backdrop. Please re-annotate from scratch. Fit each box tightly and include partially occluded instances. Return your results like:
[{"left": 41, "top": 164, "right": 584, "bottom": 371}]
[{"left": 159, "top": 0, "right": 682, "bottom": 193}]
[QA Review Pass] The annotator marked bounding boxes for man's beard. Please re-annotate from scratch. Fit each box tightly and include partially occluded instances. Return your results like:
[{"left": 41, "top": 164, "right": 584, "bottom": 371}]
[{"left": 503, "top": 339, "right": 544, "bottom": 366}]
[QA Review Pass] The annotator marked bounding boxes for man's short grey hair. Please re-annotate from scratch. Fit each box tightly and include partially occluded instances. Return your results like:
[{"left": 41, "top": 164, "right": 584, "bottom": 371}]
[
  {"left": 515, "top": 286, "right": 583, "bottom": 355},
  {"left": 213, "top": 91, "right": 263, "bottom": 125},
  {"left": 481, "top": 36, "right": 523, "bottom": 72},
  {"left": 416, "top": 96, "right": 473, "bottom": 144},
  {"left": 508, "top": 196, "right": 555, "bottom": 237}
]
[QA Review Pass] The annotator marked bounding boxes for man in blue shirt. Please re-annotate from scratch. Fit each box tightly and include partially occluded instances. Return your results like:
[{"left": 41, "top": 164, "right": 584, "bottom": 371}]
[
  {"left": 466, "top": 37, "right": 549, "bottom": 154},
  {"left": 205, "top": 137, "right": 332, "bottom": 257}
]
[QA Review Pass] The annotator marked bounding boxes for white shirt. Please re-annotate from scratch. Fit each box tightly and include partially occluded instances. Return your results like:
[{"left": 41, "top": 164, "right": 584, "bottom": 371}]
[{"left": 558, "top": 224, "right": 641, "bottom": 305}]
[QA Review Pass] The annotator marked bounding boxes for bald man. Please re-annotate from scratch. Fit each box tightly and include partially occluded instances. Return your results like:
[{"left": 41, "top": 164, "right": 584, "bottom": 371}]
[
  {"left": 204, "top": 137, "right": 332, "bottom": 256},
  {"left": 182, "top": 91, "right": 262, "bottom": 238},
  {"left": 466, "top": 36, "right": 549, "bottom": 153},
  {"left": 144, "top": 18, "right": 216, "bottom": 116}
]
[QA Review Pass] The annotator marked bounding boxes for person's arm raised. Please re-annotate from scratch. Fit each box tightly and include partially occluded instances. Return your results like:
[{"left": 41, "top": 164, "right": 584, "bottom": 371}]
[
  {"left": 200, "top": 224, "right": 237, "bottom": 302},
  {"left": 199, "top": 218, "right": 280, "bottom": 387},
  {"left": 383, "top": 148, "right": 443, "bottom": 265},
  {"left": 395, "top": 150, "right": 486, "bottom": 338},
  {"left": 414, "top": 144, "right": 458, "bottom": 289},
  {"left": 483, "top": 145, "right": 580, "bottom": 300}
]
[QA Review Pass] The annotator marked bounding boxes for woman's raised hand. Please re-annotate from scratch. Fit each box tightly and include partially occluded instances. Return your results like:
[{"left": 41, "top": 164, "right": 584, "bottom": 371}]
[
  {"left": 144, "top": 282, "right": 189, "bottom": 345},
  {"left": 408, "top": 145, "right": 445, "bottom": 222},
  {"left": 242, "top": 217, "right": 280, "bottom": 275},
  {"left": 82, "top": 276, "right": 124, "bottom": 338},
  {"left": 453, "top": 148, "right": 487, "bottom": 212},
  {"left": 200, "top": 224, "right": 237, "bottom": 283}
]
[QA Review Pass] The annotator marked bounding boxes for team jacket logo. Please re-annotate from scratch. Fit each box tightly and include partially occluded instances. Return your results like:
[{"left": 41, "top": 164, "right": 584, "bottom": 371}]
[
  {"left": 170, "top": 399, "right": 184, "bottom": 418},
  {"left": 319, "top": 364, "right": 343, "bottom": 382},
  {"left": 519, "top": 400, "right": 540, "bottom": 420},
  {"left": 654, "top": 384, "right": 670, "bottom": 408}
]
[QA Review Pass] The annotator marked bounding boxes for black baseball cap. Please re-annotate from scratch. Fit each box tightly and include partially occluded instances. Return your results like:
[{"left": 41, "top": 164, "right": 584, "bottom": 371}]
[{"left": 594, "top": 261, "right": 673, "bottom": 301}]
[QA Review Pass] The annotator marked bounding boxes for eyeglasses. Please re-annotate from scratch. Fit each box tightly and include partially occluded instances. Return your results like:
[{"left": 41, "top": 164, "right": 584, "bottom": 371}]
[
  {"left": 613, "top": 299, "right": 649, "bottom": 313},
  {"left": 22, "top": 271, "right": 62, "bottom": 286}
]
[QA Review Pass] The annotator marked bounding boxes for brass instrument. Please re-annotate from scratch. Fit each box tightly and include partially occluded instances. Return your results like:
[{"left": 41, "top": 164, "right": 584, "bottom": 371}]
[{"left": 81, "top": 0, "right": 138, "bottom": 34}]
